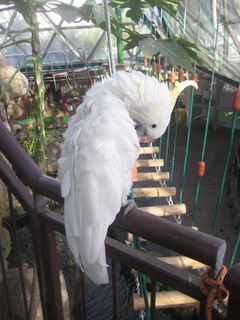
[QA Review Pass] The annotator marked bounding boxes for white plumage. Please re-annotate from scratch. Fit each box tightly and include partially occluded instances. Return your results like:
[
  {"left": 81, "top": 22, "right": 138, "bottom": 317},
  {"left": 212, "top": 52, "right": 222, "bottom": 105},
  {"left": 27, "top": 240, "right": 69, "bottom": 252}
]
[{"left": 58, "top": 71, "right": 197, "bottom": 284}]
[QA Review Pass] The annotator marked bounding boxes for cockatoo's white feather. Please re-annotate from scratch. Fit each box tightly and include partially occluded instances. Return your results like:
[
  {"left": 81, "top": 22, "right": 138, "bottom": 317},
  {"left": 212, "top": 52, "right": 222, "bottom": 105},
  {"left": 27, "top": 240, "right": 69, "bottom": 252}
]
[{"left": 58, "top": 70, "right": 197, "bottom": 284}]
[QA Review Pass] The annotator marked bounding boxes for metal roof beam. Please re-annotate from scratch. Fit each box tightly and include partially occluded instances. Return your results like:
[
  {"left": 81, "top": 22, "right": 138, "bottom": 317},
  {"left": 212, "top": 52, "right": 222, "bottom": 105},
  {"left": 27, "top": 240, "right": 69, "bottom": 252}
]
[{"left": 41, "top": 11, "right": 87, "bottom": 63}]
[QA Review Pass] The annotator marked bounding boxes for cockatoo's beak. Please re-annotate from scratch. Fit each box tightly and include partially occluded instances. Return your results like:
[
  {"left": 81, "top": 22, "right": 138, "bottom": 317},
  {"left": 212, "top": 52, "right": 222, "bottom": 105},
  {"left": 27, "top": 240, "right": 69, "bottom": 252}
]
[
  {"left": 169, "top": 80, "right": 198, "bottom": 107},
  {"left": 134, "top": 120, "right": 146, "bottom": 137}
]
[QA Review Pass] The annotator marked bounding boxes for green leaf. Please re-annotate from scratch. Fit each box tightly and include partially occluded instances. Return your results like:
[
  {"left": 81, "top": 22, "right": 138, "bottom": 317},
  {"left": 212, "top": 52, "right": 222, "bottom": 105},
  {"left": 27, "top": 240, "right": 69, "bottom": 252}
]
[
  {"left": 78, "top": 3, "right": 95, "bottom": 23},
  {"left": 170, "top": 35, "right": 199, "bottom": 50},
  {"left": 110, "top": 0, "right": 149, "bottom": 23},
  {"left": 146, "top": 0, "right": 179, "bottom": 20},
  {"left": 125, "top": 7, "right": 143, "bottom": 23},
  {"left": 91, "top": 1, "right": 106, "bottom": 25},
  {"left": 138, "top": 36, "right": 159, "bottom": 57},
  {"left": 158, "top": 38, "right": 194, "bottom": 71},
  {"left": 51, "top": 3, "right": 81, "bottom": 23},
  {"left": 10, "top": 0, "right": 31, "bottom": 24},
  {"left": 138, "top": 37, "right": 194, "bottom": 71}
]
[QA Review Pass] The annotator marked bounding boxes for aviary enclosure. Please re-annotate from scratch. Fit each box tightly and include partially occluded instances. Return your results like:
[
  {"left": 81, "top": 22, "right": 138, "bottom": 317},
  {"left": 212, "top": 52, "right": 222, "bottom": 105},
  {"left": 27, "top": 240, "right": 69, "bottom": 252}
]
[{"left": 0, "top": 1, "right": 240, "bottom": 319}]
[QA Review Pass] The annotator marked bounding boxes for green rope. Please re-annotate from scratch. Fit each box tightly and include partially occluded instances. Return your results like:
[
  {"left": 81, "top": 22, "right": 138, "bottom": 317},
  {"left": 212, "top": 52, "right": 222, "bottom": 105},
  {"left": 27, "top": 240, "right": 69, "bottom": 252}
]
[
  {"left": 190, "top": 91, "right": 213, "bottom": 227},
  {"left": 170, "top": 99, "right": 180, "bottom": 187},
  {"left": 158, "top": 136, "right": 163, "bottom": 160},
  {"left": 211, "top": 109, "right": 239, "bottom": 235},
  {"left": 229, "top": 232, "right": 240, "bottom": 268},
  {"left": 179, "top": 87, "right": 195, "bottom": 204},
  {"left": 133, "top": 235, "right": 150, "bottom": 320},
  {"left": 164, "top": 124, "right": 171, "bottom": 172},
  {"left": 128, "top": 188, "right": 150, "bottom": 320}
]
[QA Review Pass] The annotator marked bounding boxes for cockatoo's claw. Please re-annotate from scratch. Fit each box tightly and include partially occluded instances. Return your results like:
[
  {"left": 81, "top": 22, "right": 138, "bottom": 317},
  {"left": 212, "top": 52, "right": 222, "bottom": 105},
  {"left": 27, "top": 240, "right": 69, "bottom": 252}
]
[{"left": 122, "top": 199, "right": 136, "bottom": 217}]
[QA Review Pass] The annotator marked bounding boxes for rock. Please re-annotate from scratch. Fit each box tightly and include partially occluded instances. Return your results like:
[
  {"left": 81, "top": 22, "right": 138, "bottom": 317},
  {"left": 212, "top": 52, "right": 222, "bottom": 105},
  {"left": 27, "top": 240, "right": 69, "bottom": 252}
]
[{"left": 0, "top": 225, "right": 11, "bottom": 260}]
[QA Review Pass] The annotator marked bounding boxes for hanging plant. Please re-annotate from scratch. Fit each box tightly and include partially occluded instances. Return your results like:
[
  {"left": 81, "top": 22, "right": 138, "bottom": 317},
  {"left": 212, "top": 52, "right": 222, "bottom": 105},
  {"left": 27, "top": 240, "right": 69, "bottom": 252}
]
[{"left": 49, "top": 0, "right": 202, "bottom": 71}]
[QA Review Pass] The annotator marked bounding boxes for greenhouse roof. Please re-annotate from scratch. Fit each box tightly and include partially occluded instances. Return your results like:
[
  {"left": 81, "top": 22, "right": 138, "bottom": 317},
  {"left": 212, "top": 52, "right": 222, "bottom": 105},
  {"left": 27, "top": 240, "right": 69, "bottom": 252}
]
[
  {"left": 164, "top": 0, "right": 240, "bottom": 84},
  {"left": 0, "top": 0, "right": 239, "bottom": 85}
]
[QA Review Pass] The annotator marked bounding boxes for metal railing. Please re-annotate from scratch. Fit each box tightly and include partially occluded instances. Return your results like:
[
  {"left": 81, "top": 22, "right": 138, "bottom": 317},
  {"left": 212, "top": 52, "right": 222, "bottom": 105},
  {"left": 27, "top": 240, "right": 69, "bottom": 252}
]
[{"left": 0, "top": 121, "right": 239, "bottom": 319}]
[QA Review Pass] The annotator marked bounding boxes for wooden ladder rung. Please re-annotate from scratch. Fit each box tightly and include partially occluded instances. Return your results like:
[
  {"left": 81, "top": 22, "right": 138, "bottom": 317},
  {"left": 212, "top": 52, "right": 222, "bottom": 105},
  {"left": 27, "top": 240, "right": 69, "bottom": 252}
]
[
  {"left": 136, "top": 159, "right": 164, "bottom": 167},
  {"left": 138, "top": 203, "right": 186, "bottom": 216},
  {"left": 157, "top": 256, "right": 207, "bottom": 270},
  {"left": 133, "top": 187, "right": 176, "bottom": 198},
  {"left": 140, "top": 146, "right": 159, "bottom": 154},
  {"left": 133, "top": 172, "right": 169, "bottom": 182},
  {"left": 133, "top": 290, "right": 199, "bottom": 310}
]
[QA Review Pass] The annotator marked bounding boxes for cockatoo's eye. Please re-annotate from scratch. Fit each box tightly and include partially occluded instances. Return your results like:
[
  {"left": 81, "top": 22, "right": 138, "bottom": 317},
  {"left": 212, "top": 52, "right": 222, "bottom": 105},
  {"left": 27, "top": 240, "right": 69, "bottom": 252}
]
[{"left": 151, "top": 124, "right": 157, "bottom": 128}]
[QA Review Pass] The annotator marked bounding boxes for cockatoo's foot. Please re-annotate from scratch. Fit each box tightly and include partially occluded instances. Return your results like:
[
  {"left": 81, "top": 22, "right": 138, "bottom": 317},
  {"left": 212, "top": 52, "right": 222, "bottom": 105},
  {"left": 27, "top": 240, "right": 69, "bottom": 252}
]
[{"left": 122, "top": 199, "right": 136, "bottom": 217}]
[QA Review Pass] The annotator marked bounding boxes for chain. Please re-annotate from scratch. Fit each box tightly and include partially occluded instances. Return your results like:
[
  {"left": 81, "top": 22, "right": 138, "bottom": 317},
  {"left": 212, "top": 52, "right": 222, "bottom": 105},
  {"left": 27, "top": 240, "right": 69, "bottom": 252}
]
[
  {"left": 134, "top": 273, "right": 146, "bottom": 320},
  {"left": 200, "top": 266, "right": 228, "bottom": 320},
  {"left": 148, "top": 142, "right": 182, "bottom": 224}
]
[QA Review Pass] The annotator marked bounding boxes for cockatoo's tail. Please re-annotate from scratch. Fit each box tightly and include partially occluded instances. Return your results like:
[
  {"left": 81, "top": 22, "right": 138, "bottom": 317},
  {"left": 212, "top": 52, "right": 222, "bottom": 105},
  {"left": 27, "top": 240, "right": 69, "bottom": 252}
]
[{"left": 58, "top": 71, "right": 198, "bottom": 285}]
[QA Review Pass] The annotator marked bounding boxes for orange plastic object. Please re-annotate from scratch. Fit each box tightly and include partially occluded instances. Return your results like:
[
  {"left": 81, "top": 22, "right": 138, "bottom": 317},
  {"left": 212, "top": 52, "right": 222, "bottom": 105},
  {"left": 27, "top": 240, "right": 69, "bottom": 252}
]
[
  {"left": 152, "top": 62, "right": 157, "bottom": 70},
  {"left": 178, "top": 70, "right": 184, "bottom": 82},
  {"left": 157, "top": 64, "right": 162, "bottom": 74},
  {"left": 131, "top": 161, "right": 138, "bottom": 180},
  {"left": 197, "top": 161, "right": 205, "bottom": 177},
  {"left": 191, "top": 73, "right": 198, "bottom": 83},
  {"left": 232, "top": 88, "right": 240, "bottom": 110},
  {"left": 170, "top": 72, "right": 176, "bottom": 84},
  {"left": 143, "top": 59, "right": 148, "bottom": 67}
]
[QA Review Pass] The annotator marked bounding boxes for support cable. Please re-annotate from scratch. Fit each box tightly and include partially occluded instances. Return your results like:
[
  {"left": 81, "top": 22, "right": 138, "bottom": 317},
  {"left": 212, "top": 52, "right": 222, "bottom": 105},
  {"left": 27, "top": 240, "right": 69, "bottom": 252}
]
[
  {"left": 179, "top": 83, "right": 196, "bottom": 204},
  {"left": 191, "top": 0, "right": 221, "bottom": 227},
  {"left": 128, "top": 188, "right": 150, "bottom": 320},
  {"left": 103, "top": 0, "right": 116, "bottom": 75}
]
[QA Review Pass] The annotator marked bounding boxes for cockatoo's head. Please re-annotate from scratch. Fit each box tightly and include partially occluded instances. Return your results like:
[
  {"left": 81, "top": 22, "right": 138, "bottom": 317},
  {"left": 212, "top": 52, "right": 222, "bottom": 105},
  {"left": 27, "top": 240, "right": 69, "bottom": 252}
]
[{"left": 109, "top": 71, "right": 198, "bottom": 140}]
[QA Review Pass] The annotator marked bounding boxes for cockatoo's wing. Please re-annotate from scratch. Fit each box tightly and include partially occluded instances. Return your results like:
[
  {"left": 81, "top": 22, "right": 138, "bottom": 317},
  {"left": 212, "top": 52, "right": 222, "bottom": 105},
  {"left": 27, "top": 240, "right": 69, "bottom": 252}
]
[{"left": 58, "top": 90, "right": 140, "bottom": 284}]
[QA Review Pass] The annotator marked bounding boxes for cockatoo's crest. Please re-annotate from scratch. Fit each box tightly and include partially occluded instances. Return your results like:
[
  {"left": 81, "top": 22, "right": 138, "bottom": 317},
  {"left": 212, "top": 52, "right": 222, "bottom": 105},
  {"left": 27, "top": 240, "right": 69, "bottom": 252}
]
[
  {"left": 58, "top": 70, "right": 197, "bottom": 284},
  {"left": 105, "top": 71, "right": 197, "bottom": 139}
]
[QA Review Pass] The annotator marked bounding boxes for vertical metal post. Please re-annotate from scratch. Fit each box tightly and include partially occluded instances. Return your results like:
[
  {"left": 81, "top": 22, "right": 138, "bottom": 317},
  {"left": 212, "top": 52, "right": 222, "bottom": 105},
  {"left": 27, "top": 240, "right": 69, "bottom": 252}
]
[
  {"left": 8, "top": 189, "right": 30, "bottom": 320},
  {"left": 0, "top": 241, "right": 13, "bottom": 318},
  {"left": 35, "top": 194, "right": 64, "bottom": 320},
  {"left": 224, "top": 262, "right": 240, "bottom": 320},
  {"left": 80, "top": 270, "right": 88, "bottom": 320},
  {"left": 150, "top": 280, "right": 156, "bottom": 320}
]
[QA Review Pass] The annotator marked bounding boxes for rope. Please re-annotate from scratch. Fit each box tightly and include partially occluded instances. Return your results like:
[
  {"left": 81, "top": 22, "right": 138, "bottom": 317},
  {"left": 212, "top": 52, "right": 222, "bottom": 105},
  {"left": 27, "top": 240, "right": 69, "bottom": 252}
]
[
  {"left": 200, "top": 266, "right": 228, "bottom": 319},
  {"left": 229, "top": 231, "right": 240, "bottom": 268},
  {"left": 128, "top": 188, "right": 150, "bottom": 320},
  {"left": 211, "top": 108, "right": 239, "bottom": 235},
  {"left": 170, "top": 98, "right": 180, "bottom": 187},
  {"left": 192, "top": 0, "right": 223, "bottom": 228},
  {"left": 190, "top": 89, "right": 213, "bottom": 227},
  {"left": 179, "top": 86, "right": 195, "bottom": 204}
]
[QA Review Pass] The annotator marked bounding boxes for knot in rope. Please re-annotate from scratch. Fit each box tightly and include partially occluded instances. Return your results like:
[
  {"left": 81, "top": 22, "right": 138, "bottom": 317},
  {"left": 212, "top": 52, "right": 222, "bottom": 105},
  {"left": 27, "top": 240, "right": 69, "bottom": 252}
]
[{"left": 200, "top": 266, "right": 228, "bottom": 320}]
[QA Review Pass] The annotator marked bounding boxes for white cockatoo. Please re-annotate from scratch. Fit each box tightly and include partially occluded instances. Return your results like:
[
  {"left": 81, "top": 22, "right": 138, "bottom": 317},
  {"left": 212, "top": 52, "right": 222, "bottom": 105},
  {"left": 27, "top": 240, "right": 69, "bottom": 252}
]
[{"left": 58, "top": 70, "right": 197, "bottom": 284}]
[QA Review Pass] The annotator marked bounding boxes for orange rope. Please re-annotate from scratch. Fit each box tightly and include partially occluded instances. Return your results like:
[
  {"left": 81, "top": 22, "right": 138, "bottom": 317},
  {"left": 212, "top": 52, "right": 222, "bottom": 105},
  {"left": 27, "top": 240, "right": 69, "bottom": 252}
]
[{"left": 200, "top": 266, "right": 228, "bottom": 320}]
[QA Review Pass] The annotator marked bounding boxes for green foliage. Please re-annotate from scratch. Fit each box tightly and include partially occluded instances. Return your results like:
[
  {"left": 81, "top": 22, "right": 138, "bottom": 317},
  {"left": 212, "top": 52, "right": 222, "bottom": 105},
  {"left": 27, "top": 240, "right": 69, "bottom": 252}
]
[
  {"left": 21, "top": 132, "right": 37, "bottom": 163},
  {"left": 50, "top": 0, "right": 200, "bottom": 70},
  {"left": 0, "top": 239, "right": 11, "bottom": 253},
  {"left": 110, "top": 0, "right": 179, "bottom": 23},
  {"left": 2, "top": 0, "right": 202, "bottom": 73},
  {"left": 138, "top": 36, "right": 201, "bottom": 71}
]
